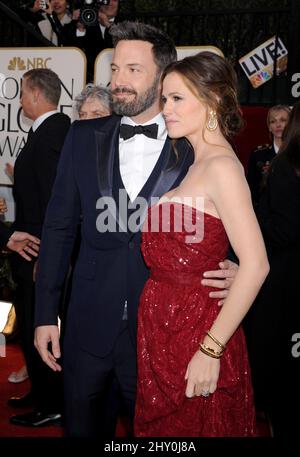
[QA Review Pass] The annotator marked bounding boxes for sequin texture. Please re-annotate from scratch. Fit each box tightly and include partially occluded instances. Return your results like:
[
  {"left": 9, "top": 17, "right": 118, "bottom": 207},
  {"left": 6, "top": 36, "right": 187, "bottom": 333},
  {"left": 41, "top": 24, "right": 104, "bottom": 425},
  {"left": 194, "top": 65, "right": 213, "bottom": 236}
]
[{"left": 135, "top": 202, "right": 256, "bottom": 437}]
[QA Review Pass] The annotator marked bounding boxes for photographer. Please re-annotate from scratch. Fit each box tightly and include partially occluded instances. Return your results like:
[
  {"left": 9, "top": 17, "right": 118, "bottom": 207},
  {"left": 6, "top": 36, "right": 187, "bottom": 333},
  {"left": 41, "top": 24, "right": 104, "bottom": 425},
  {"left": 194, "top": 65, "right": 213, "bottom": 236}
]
[
  {"left": 63, "top": 0, "right": 120, "bottom": 80},
  {"left": 36, "top": 0, "right": 72, "bottom": 46}
]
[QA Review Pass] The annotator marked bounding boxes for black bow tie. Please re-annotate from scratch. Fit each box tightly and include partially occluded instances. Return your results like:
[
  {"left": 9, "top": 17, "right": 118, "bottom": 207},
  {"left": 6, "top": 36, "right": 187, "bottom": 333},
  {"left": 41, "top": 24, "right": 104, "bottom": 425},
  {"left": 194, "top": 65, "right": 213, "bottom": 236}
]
[{"left": 119, "top": 123, "right": 158, "bottom": 140}]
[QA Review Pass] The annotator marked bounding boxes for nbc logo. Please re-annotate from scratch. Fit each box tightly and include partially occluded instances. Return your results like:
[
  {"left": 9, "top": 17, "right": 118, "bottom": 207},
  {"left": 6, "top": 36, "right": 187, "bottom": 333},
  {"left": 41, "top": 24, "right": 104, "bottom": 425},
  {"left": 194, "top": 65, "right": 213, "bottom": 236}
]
[{"left": 7, "top": 57, "right": 52, "bottom": 71}]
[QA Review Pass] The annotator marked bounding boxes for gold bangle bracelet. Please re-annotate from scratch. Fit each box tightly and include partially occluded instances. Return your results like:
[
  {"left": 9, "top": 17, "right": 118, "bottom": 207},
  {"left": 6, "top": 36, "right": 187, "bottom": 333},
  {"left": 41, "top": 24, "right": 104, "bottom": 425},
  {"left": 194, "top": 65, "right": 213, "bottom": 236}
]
[
  {"left": 206, "top": 330, "right": 226, "bottom": 351},
  {"left": 199, "top": 343, "right": 223, "bottom": 359},
  {"left": 201, "top": 342, "right": 224, "bottom": 356}
]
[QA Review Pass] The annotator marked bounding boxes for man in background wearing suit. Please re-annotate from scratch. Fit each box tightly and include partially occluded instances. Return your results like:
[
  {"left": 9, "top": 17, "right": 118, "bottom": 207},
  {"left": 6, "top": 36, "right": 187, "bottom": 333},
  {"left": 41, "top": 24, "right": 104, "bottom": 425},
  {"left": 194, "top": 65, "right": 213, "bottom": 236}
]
[
  {"left": 34, "top": 22, "right": 237, "bottom": 436},
  {"left": 8, "top": 68, "right": 70, "bottom": 427}
]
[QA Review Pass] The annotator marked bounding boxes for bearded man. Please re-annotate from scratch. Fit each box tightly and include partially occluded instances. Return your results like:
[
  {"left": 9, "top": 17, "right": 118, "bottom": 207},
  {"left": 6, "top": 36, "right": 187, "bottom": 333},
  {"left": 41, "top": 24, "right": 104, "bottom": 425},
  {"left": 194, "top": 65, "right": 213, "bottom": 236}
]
[{"left": 34, "top": 21, "right": 237, "bottom": 437}]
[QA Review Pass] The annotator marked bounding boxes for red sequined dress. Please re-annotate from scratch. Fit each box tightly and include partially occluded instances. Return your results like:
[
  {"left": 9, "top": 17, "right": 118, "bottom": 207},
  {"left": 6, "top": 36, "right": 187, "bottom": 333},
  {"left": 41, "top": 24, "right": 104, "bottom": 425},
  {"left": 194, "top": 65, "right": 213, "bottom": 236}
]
[{"left": 135, "top": 202, "right": 256, "bottom": 437}]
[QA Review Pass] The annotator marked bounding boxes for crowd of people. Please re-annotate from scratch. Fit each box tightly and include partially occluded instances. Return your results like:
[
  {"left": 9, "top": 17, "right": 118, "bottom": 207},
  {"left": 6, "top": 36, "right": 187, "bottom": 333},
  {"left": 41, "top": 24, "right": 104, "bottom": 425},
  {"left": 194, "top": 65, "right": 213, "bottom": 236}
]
[
  {"left": 1, "top": 17, "right": 299, "bottom": 438},
  {"left": 16, "top": 0, "right": 120, "bottom": 80}
]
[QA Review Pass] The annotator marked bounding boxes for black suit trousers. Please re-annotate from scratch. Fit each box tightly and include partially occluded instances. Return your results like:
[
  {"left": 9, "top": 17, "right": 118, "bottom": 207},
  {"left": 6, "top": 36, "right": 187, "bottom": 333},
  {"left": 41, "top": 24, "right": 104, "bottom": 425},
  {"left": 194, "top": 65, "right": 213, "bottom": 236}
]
[
  {"left": 12, "top": 261, "right": 62, "bottom": 413},
  {"left": 63, "top": 320, "right": 136, "bottom": 437}
]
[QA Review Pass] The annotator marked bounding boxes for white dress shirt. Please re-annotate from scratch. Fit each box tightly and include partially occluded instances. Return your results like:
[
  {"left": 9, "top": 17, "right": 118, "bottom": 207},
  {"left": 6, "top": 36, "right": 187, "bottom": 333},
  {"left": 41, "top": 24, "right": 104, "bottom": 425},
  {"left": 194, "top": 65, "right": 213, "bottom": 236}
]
[{"left": 119, "top": 113, "right": 167, "bottom": 202}]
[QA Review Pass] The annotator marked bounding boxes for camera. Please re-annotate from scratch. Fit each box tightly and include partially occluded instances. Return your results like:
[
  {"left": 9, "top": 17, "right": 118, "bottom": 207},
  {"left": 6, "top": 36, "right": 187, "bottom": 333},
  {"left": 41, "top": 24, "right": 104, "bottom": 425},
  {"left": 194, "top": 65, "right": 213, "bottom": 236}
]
[{"left": 74, "top": 0, "right": 110, "bottom": 27}]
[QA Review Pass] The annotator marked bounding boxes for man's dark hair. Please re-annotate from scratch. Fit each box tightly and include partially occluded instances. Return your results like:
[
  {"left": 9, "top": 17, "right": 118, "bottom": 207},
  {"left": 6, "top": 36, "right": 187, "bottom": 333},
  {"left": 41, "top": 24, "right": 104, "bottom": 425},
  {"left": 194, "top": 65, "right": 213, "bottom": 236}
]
[
  {"left": 110, "top": 21, "right": 177, "bottom": 74},
  {"left": 23, "top": 68, "right": 61, "bottom": 106}
]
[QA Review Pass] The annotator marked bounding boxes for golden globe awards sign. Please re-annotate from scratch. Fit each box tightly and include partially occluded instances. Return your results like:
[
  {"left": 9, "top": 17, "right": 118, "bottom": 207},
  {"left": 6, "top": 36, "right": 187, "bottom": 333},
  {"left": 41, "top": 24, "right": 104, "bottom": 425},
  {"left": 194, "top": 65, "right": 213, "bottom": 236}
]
[
  {"left": 94, "top": 45, "right": 224, "bottom": 87},
  {"left": 0, "top": 47, "right": 86, "bottom": 185}
]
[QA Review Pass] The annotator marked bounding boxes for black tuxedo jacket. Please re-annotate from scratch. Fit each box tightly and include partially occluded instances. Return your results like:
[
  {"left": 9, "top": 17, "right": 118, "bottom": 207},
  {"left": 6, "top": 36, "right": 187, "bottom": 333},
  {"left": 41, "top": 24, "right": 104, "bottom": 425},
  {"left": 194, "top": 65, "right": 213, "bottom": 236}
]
[
  {"left": 246, "top": 154, "right": 300, "bottom": 401},
  {"left": 35, "top": 114, "right": 194, "bottom": 356},
  {"left": 246, "top": 143, "right": 276, "bottom": 208},
  {"left": 11, "top": 112, "right": 70, "bottom": 281}
]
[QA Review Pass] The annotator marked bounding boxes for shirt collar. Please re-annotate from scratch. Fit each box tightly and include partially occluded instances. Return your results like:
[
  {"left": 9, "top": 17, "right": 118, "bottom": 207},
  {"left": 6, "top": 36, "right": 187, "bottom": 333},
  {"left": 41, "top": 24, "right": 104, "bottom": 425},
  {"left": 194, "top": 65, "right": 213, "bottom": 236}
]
[
  {"left": 32, "top": 110, "right": 58, "bottom": 132},
  {"left": 273, "top": 141, "right": 279, "bottom": 154}
]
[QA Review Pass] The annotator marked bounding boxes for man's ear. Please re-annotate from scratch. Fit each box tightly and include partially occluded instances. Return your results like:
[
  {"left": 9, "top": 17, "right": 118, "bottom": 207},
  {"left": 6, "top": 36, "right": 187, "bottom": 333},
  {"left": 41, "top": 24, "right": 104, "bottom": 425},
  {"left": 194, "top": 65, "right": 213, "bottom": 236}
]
[{"left": 32, "top": 87, "right": 40, "bottom": 104}]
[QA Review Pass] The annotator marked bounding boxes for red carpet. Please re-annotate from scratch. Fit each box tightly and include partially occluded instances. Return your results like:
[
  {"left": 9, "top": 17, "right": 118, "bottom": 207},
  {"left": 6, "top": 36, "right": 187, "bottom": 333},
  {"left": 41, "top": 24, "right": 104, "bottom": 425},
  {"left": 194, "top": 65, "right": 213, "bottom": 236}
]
[
  {"left": 0, "top": 342, "right": 63, "bottom": 437},
  {"left": 1, "top": 342, "right": 270, "bottom": 438}
]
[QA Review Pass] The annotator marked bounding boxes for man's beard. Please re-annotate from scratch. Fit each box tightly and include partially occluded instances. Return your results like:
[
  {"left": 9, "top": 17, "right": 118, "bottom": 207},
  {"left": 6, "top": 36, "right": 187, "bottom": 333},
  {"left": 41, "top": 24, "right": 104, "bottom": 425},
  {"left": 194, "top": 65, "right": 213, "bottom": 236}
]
[{"left": 111, "top": 75, "right": 160, "bottom": 117}]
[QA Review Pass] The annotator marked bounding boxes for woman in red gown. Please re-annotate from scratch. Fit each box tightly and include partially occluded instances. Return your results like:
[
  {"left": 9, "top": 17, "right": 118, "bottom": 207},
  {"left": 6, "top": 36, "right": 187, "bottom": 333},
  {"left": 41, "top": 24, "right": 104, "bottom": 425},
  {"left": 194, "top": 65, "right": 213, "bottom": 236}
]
[{"left": 135, "top": 52, "right": 269, "bottom": 437}]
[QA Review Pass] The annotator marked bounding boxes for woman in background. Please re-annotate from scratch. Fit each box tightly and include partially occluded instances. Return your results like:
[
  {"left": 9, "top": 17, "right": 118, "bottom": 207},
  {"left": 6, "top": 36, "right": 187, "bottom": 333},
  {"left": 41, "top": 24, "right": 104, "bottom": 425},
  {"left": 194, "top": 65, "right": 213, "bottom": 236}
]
[
  {"left": 246, "top": 101, "right": 300, "bottom": 436},
  {"left": 75, "top": 84, "right": 112, "bottom": 120},
  {"left": 247, "top": 105, "right": 290, "bottom": 208}
]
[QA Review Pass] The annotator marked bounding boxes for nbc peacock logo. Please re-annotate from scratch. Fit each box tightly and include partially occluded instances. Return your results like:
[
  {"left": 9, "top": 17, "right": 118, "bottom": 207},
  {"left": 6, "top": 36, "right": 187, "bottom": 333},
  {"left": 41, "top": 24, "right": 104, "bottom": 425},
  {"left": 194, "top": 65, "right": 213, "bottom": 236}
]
[{"left": 8, "top": 57, "right": 26, "bottom": 71}]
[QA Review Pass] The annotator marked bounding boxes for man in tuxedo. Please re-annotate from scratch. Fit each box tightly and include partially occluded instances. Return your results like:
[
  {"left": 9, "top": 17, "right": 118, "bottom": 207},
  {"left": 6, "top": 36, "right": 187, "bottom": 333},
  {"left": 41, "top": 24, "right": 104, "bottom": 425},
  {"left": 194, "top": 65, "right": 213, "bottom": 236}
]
[
  {"left": 8, "top": 68, "right": 70, "bottom": 427},
  {"left": 34, "top": 21, "right": 238, "bottom": 436}
]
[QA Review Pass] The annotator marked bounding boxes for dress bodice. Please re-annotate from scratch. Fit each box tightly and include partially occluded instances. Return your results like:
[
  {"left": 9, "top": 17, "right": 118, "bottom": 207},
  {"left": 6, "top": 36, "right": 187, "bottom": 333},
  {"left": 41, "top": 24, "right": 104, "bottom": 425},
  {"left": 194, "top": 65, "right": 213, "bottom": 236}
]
[{"left": 142, "top": 202, "right": 229, "bottom": 278}]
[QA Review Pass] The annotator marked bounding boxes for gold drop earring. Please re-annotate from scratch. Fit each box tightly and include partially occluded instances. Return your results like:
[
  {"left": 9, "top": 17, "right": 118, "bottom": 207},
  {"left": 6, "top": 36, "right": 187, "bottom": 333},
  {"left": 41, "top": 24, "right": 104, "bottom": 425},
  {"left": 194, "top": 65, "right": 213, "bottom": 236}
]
[{"left": 206, "top": 110, "right": 218, "bottom": 131}]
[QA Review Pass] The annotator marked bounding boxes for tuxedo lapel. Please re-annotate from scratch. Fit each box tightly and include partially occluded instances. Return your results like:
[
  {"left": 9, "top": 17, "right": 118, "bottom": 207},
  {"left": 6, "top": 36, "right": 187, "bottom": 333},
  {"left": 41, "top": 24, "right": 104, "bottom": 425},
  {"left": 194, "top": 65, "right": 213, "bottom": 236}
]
[
  {"left": 148, "top": 137, "right": 193, "bottom": 203},
  {"left": 135, "top": 137, "right": 194, "bottom": 229},
  {"left": 95, "top": 116, "right": 129, "bottom": 240},
  {"left": 95, "top": 132, "right": 114, "bottom": 200},
  {"left": 95, "top": 115, "right": 124, "bottom": 197}
]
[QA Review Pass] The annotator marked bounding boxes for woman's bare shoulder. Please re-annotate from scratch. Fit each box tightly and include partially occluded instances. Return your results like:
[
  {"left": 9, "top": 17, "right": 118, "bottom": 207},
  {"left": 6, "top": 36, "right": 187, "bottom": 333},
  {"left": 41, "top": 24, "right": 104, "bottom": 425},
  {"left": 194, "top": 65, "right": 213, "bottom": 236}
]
[{"left": 204, "top": 148, "right": 244, "bottom": 175}]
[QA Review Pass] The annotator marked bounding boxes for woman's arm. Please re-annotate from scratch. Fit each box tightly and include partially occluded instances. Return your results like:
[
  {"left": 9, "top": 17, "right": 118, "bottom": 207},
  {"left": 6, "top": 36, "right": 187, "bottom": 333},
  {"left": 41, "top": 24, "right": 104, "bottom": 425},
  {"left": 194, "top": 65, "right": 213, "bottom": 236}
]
[
  {"left": 185, "top": 155, "right": 269, "bottom": 397},
  {"left": 204, "top": 156, "right": 269, "bottom": 344}
]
